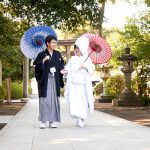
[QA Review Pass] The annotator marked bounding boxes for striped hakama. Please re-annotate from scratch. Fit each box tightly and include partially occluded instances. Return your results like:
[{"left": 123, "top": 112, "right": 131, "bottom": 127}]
[{"left": 38, "top": 73, "right": 60, "bottom": 123}]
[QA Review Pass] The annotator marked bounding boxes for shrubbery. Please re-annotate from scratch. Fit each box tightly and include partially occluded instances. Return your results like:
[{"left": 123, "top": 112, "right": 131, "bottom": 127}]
[
  {"left": 0, "top": 86, "right": 6, "bottom": 101},
  {"left": 106, "top": 75, "right": 125, "bottom": 99},
  {"left": 2, "top": 80, "right": 34, "bottom": 99},
  {"left": 93, "top": 82, "right": 103, "bottom": 96},
  {"left": 139, "top": 96, "right": 150, "bottom": 106},
  {"left": 2, "top": 81, "right": 23, "bottom": 99},
  {"left": 28, "top": 86, "right": 32, "bottom": 95},
  {"left": 11, "top": 82, "right": 23, "bottom": 99}
]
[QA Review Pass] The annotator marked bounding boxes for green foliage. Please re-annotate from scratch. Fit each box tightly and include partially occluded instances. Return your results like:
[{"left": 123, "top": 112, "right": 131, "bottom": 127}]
[
  {"left": 58, "top": 22, "right": 97, "bottom": 39},
  {"left": 106, "top": 10, "right": 150, "bottom": 67},
  {"left": 0, "top": 3, "right": 30, "bottom": 80},
  {"left": 5, "top": 0, "right": 103, "bottom": 31},
  {"left": 0, "top": 47, "right": 23, "bottom": 80},
  {"left": 120, "top": 10, "right": 150, "bottom": 61},
  {"left": 121, "top": 11, "right": 150, "bottom": 96},
  {"left": 131, "top": 76, "right": 138, "bottom": 93},
  {"left": 28, "top": 86, "right": 32, "bottom": 95},
  {"left": 144, "top": 0, "right": 150, "bottom": 6},
  {"left": 93, "top": 82, "right": 103, "bottom": 96},
  {"left": 28, "top": 80, "right": 32, "bottom": 95},
  {"left": 0, "top": 86, "right": 6, "bottom": 100},
  {"left": 136, "top": 62, "right": 149, "bottom": 96},
  {"left": 105, "top": 29, "right": 125, "bottom": 68},
  {"left": 29, "top": 66, "right": 35, "bottom": 80},
  {"left": 139, "top": 96, "right": 150, "bottom": 106},
  {"left": 60, "top": 88, "right": 64, "bottom": 97},
  {"left": 11, "top": 82, "right": 23, "bottom": 99},
  {"left": 106, "top": 10, "right": 150, "bottom": 96},
  {"left": 106, "top": 75, "right": 125, "bottom": 98},
  {"left": 3, "top": 80, "right": 32, "bottom": 98}
]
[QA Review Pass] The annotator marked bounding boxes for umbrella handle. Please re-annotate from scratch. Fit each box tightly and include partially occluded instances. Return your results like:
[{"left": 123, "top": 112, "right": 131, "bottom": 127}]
[{"left": 83, "top": 51, "right": 93, "bottom": 63}]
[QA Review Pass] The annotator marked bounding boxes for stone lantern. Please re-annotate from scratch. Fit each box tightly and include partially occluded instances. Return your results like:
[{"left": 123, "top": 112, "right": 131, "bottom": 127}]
[
  {"left": 99, "top": 63, "right": 113, "bottom": 103},
  {"left": 117, "top": 47, "right": 143, "bottom": 106}
]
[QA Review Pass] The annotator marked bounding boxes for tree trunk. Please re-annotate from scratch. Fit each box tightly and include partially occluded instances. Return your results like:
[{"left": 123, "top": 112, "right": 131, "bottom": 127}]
[
  {"left": 23, "top": 56, "right": 29, "bottom": 98},
  {"left": 97, "top": 0, "right": 106, "bottom": 36},
  {"left": 6, "top": 77, "right": 11, "bottom": 104},
  {"left": 0, "top": 60, "right": 2, "bottom": 86}
]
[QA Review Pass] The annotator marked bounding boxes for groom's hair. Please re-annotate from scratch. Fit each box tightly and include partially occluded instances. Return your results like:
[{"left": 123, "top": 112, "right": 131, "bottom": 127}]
[{"left": 45, "top": 35, "right": 57, "bottom": 47}]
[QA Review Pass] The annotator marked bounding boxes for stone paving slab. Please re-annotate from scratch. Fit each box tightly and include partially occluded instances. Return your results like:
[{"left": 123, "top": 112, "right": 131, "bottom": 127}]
[
  {"left": 0, "top": 116, "right": 14, "bottom": 123},
  {"left": 0, "top": 95, "right": 150, "bottom": 150}
]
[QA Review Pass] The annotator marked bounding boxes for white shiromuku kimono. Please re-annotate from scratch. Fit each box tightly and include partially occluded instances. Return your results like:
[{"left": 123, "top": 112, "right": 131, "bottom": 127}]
[{"left": 64, "top": 55, "right": 95, "bottom": 120}]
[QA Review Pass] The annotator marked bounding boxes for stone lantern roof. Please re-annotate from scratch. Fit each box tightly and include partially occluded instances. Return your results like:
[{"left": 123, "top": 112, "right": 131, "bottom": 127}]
[{"left": 118, "top": 47, "right": 137, "bottom": 61}]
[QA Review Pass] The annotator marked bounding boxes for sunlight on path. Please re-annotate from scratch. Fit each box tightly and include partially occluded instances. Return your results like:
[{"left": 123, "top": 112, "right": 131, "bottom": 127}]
[{"left": 31, "top": 78, "right": 38, "bottom": 94}]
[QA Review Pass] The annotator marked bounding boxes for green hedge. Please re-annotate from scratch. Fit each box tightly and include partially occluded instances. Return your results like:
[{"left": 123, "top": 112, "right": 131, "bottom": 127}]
[
  {"left": 106, "top": 75, "right": 125, "bottom": 99},
  {"left": 2, "top": 81, "right": 23, "bottom": 99},
  {"left": 3, "top": 80, "right": 33, "bottom": 99},
  {"left": 139, "top": 96, "right": 150, "bottom": 106},
  {"left": 11, "top": 82, "right": 23, "bottom": 99},
  {"left": 0, "top": 86, "right": 6, "bottom": 100}
]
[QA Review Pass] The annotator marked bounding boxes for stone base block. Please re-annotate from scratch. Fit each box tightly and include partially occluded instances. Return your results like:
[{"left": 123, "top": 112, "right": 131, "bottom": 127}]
[
  {"left": 117, "top": 100, "right": 144, "bottom": 106},
  {"left": 99, "top": 95, "right": 112, "bottom": 103}
]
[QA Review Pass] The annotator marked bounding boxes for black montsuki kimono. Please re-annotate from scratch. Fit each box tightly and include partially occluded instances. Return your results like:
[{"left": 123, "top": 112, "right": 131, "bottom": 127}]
[{"left": 33, "top": 49, "right": 64, "bottom": 97}]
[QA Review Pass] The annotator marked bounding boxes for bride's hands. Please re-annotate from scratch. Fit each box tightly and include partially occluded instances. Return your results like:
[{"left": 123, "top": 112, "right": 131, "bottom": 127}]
[
  {"left": 79, "top": 64, "right": 86, "bottom": 69},
  {"left": 60, "top": 69, "right": 68, "bottom": 74},
  {"left": 79, "top": 64, "right": 88, "bottom": 71}
]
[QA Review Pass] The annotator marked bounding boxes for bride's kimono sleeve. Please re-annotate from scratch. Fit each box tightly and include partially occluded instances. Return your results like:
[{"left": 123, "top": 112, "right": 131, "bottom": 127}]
[
  {"left": 64, "top": 58, "right": 71, "bottom": 77},
  {"left": 84, "top": 58, "right": 95, "bottom": 75},
  {"left": 33, "top": 53, "right": 45, "bottom": 84},
  {"left": 64, "top": 58, "right": 72, "bottom": 102},
  {"left": 84, "top": 58, "right": 95, "bottom": 114}
]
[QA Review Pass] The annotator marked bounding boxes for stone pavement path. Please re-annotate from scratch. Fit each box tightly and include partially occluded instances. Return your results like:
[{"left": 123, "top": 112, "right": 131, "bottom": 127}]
[
  {"left": 95, "top": 103, "right": 150, "bottom": 127},
  {"left": 0, "top": 95, "right": 150, "bottom": 150}
]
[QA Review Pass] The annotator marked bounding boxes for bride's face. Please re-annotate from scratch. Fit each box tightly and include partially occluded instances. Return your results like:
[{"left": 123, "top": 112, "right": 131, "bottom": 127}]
[{"left": 74, "top": 47, "right": 82, "bottom": 56}]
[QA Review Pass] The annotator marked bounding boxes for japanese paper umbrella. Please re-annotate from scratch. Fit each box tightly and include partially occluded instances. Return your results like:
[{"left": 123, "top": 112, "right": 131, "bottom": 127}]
[
  {"left": 20, "top": 25, "right": 57, "bottom": 60},
  {"left": 82, "top": 33, "right": 112, "bottom": 64}
]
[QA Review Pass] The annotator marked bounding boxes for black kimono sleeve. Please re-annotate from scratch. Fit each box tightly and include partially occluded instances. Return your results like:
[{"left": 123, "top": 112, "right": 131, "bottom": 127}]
[
  {"left": 33, "top": 53, "right": 45, "bottom": 84},
  {"left": 58, "top": 53, "right": 65, "bottom": 88}
]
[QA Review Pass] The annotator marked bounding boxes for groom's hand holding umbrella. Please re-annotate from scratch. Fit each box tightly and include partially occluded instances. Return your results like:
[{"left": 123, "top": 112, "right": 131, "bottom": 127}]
[{"left": 43, "top": 55, "right": 50, "bottom": 63}]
